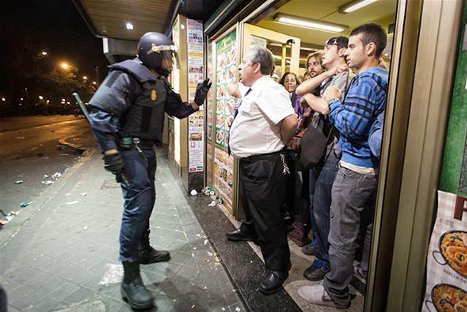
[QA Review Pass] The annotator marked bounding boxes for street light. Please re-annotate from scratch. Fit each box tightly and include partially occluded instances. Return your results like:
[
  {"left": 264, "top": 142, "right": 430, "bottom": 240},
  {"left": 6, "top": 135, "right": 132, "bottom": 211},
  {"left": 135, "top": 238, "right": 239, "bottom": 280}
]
[
  {"left": 60, "top": 62, "right": 70, "bottom": 70},
  {"left": 83, "top": 76, "right": 88, "bottom": 80},
  {"left": 38, "top": 95, "right": 44, "bottom": 100}
]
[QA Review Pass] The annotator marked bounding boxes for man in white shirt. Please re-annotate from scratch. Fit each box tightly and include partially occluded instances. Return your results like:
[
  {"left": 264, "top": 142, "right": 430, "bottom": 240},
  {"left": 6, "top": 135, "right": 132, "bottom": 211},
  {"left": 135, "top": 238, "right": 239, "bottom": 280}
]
[{"left": 228, "top": 45, "right": 298, "bottom": 295}]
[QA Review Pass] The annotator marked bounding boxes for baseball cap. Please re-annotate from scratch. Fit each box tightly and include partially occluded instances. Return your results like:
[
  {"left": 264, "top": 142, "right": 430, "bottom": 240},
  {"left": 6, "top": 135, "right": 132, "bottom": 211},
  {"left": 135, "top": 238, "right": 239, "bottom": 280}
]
[{"left": 325, "top": 36, "right": 348, "bottom": 49}]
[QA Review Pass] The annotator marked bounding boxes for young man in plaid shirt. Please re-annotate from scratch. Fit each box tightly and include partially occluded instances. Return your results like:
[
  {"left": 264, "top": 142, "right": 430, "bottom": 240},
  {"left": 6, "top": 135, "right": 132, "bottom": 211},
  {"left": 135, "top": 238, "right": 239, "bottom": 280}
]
[{"left": 299, "top": 23, "right": 389, "bottom": 309}]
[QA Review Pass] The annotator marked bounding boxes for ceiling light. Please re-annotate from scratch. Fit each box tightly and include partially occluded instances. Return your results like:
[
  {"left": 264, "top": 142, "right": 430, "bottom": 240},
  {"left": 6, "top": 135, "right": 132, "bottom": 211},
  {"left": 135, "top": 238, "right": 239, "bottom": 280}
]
[
  {"left": 339, "top": 0, "right": 378, "bottom": 14},
  {"left": 273, "top": 13, "right": 347, "bottom": 33},
  {"left": 125, "top": 22, "right": 134, "bottom": 30}
]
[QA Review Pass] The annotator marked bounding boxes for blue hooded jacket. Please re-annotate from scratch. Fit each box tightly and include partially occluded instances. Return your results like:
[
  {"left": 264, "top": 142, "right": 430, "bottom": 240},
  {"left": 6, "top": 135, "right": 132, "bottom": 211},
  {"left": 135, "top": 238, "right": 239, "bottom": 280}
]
[{"left": 329, "top": 67, "right": 388, "bottom": 168}]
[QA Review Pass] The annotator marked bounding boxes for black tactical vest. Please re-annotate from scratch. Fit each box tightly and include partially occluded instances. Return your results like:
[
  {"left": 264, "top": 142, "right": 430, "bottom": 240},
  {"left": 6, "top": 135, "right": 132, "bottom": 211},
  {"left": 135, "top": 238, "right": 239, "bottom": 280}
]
[{"left": 112, "top": 60, "right": 168, "bottom": 142}]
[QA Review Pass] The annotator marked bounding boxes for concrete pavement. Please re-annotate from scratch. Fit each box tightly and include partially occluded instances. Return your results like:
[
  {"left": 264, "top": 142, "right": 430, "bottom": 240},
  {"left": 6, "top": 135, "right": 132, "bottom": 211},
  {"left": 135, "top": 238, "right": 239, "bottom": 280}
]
[
  {"left": 0, "top": 140, "right": 244, "bottom": 311},
  {"left": 0, "top": 126, "right": 366, "bottom": 311}
]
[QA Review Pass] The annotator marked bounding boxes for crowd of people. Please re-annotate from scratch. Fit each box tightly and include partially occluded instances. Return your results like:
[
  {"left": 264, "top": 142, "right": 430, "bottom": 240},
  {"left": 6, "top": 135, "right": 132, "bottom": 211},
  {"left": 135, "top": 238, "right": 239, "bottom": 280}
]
[
  {"left": 227, "top": 23, "right": 388, "bottom": 309},
  {"left": 87, "top": 21, "right": 388, "bottom": 310}
]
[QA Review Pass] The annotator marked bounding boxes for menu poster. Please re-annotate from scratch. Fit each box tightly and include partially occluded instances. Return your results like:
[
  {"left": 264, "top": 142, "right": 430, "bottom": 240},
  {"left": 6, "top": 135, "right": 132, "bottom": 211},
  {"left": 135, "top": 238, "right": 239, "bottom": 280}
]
[
  {"left": 423, "top": 191, "right": 467, "bottom": 312},
  {"left": 187, "top": 19, "right": 204, "bottom": 173},
  {"left": 214, "top": 148, "right": 234, "bottom": 206},
  {"left": 215, "top": 31, "right": 238, "bottom": 151}
]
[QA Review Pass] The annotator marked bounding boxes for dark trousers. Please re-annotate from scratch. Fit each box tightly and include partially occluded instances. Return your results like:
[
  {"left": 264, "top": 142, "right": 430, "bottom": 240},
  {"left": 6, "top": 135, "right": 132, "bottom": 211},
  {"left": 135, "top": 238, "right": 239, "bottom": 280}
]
[
  {"left": 313, "top": 151, "right": 339, "bottom": 262},
  {"left": 119, "top": 146, "right": 156, "bottom": 262},
  {"left": 239, "top": 151, "right": 290, "bottom": 272}
]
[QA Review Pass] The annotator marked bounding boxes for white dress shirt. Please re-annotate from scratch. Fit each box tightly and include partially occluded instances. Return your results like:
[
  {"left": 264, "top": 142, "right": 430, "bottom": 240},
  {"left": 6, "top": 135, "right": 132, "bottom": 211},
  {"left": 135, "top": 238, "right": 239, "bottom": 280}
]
[{"left": 229, "top": 76, "right": 295, "bottom": 158}]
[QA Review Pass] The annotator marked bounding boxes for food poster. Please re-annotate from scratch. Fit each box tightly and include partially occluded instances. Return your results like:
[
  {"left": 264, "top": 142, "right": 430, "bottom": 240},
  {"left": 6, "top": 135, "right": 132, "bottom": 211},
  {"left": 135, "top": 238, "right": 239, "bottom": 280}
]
[
  {"left": 187, "top": 19, "right": 204, "bottom": 173},
  {"left": 423, "top": 191, "right": 467, "bottom": 312},
  {"left": 214, "top": 148, "right": 234, "bottom": 207},
  {"left": 215, "top": 30, "right": 238, "bottom": 151},
  {"left": 206, "top": 42, "right": 215, "bottom": 186}
]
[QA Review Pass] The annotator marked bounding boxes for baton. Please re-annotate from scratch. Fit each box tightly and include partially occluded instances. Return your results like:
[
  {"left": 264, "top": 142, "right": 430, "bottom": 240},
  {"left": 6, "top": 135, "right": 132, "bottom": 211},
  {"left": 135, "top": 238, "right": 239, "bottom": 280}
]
[
  {"left": 72, "top": 92, "right": 91, "bottom": 122},
  {"left": 71, "top": 92, "right": 131, "bottom": 187}
]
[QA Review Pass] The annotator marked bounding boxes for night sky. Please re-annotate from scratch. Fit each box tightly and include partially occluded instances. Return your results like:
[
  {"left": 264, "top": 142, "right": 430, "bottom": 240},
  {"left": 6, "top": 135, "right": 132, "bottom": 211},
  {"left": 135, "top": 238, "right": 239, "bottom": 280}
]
[{"left": 0, "top": 0, "right": 109, "bottom": 82}]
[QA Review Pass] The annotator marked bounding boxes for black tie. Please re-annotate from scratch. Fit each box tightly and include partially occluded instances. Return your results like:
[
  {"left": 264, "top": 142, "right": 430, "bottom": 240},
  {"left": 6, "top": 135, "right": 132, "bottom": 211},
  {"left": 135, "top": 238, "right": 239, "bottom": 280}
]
[{"left": 233, "top": 88, "right": 251, "bottom": 118}]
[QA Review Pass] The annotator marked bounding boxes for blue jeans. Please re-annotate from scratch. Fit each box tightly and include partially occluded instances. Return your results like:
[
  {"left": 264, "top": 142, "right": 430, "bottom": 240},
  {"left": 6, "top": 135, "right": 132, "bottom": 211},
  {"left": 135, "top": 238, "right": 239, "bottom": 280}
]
[
  {"left": 323, "top": 166, "right": 377, "bottom": 307},
  {"left": 119, "top": 146, "right": 157, "bottom": 262},
  {"left": 313, "top": 151, "right": 339, "bottom": 263}
]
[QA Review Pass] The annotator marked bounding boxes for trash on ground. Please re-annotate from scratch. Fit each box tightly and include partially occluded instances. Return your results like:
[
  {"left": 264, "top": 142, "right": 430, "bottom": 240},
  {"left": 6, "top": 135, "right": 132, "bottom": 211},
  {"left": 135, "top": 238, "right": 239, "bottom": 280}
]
[
  {"left": 81, "top": 192, "right": 87, "bottom": 196},
  {"left": 201, "top": 186, "right": 215, "bottom": 196},
  {"left": 66, "top": 201, "right": 78, "bottom": 205},
  {"left": 19, "top": 202, "right": 31, "bottom": 208},
  {"left": 208, "top": 200, "right": 217, "bottom": 207},
  {"left": 43, "top": 174, "right": 49, "bottom": 178},
  {"left": 42, "top": 180, "right": 54, "bottom": 185},
  {"left": 190, "top": 189, "right": 198, "bottom": 196},
  {"left": 52, "top": 172, "right": 62, "bottom": 180},
  {"left": 0, "top": 210, "right": 19, "bottom": 225},
  {"left": 15, "top": 180, "right": 23, "bottom": 184}
]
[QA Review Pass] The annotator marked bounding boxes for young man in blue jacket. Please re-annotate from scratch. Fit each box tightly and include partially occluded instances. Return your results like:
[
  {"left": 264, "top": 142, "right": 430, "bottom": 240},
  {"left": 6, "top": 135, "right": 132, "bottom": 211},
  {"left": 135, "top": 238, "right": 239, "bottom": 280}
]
[{"left": 298, "top": 23, "right": 389, "bottom": 309}]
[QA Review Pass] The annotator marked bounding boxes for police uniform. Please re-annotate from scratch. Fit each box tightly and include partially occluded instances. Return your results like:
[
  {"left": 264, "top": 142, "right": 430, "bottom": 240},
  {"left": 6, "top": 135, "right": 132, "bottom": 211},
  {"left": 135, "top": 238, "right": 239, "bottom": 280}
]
[{"left": 88, "top": 58, "right": 196, "bottom": 263}]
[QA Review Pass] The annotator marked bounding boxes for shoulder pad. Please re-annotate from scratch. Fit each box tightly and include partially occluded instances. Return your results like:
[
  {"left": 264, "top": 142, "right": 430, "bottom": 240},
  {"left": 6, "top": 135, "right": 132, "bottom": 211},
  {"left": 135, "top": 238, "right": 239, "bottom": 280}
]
[{"left": 110, "top": 59, "right": 157, "bottom": 84}]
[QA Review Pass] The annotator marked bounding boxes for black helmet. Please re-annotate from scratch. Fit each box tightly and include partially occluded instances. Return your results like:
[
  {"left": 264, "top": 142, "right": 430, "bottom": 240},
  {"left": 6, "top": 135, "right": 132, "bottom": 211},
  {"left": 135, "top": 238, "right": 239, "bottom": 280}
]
[{"left": 137, "top": 32, "right": 179, "bottom": 76}]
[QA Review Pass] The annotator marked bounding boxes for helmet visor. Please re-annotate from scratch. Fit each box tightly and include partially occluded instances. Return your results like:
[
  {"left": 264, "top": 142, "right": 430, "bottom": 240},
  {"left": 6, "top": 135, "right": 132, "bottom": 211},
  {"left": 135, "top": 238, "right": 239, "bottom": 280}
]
[
  {"left": 160, "top": 49, "right": 180, "bottom": 70},
  {"left": 148, "top": 44, "right": 180, "bottom": 70}
]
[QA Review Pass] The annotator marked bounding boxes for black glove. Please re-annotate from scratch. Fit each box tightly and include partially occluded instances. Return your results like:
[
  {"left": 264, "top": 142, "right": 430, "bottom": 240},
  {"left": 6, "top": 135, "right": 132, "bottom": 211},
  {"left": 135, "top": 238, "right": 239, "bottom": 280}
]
[
  {"left": 194, "top": 79, "right": 212, "bottom": 105},
  {"left": 103, "top": 152, "right": 124, "bottom": 175}
]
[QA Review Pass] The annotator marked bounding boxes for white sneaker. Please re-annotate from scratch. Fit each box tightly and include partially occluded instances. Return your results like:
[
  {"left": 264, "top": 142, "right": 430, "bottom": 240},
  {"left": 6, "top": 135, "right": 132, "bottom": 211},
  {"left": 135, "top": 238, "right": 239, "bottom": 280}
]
[{"left": 298, "top": 284, "right": 350, "bottom": 309}]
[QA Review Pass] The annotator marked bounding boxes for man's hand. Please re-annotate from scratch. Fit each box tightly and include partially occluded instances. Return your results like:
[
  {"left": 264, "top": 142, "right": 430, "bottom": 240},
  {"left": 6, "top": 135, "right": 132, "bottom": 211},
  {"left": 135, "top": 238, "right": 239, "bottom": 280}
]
[
  {"left": 194, "top": 79, "right": 212, "bottom": 105},
  {"left": 103, "top": 151, "right": 124, "bottom": 175},
  {"left": 328, "top": 63, "right": 348, "bottom": 76},
  {"left": 323, "top": 86, "right": 342, "bottom": 102}
]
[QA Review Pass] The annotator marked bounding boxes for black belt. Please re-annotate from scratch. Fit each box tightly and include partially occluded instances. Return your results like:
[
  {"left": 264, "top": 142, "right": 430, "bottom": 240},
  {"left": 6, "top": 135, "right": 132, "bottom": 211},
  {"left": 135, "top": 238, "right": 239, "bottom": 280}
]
[{"left": 243, "top": 149, "right": 283, "bottom": 161}]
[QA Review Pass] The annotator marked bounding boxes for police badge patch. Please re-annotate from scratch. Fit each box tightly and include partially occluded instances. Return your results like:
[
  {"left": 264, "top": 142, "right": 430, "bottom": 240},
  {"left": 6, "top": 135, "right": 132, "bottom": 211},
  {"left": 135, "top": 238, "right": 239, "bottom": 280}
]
[{"left": 151, "top": 90, "right": 157, "bottom": 101}]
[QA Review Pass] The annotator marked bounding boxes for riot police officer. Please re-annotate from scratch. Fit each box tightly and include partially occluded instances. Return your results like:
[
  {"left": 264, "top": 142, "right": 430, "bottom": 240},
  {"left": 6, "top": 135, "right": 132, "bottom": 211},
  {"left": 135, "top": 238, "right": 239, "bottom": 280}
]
[{"left": 88, "top": 32, "right": 211, "bottom": 309}]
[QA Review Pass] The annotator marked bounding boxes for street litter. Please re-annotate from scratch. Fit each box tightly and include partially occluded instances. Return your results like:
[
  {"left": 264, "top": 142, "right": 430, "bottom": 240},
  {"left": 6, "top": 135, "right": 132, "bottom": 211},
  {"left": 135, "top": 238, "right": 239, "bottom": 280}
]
[
  {"left": 0, "top": 210, "right": 19, "bottom": 225},
  {"left": 52, "top": 172, "right": 62, "bottom": 180},
  {"left": 66, "top": 201, "right": 78, "bottom": 205},
  {"left": 208, "top": 200, "right": 217, "bottom": 207},
  {"left": 42, "top": 180, "right": 54, "bottom": 185},
  {"left": 15, "top": 180, "right": 23, "bottom": 184},
  {"left": 190, "top": 189, "right": 198, "bottom": 196},
  {"left": 19, "top": 202, "right": 31, "bottom": 208},
  {"left": 201, "top": 186, "right": 215, "bottom": 196},
  {"left": 81, "top": 192, "right": 87, "bottom": 196},
  {"left": 43, "top": 174, "right": 49, "bottom": 178}
]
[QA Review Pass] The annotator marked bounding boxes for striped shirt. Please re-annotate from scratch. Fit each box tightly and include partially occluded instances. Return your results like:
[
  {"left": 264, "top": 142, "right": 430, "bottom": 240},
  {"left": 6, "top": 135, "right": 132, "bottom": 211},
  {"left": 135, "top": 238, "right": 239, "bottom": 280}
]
[{"left": 329, "top": 67, "right": 388, "bottom": 168}]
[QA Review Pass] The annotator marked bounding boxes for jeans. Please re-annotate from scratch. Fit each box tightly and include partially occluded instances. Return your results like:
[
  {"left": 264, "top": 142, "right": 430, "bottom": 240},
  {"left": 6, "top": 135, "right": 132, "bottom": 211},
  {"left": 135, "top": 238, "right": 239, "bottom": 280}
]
[
  {"left": 119, "top": 146, "right": 157, "bottom": 262},
  {"left": 313, "top": 151, "right": 339, "bottom": 263},
  {"left": 323, "top": 166, "right": 377, "bottom": 307}
]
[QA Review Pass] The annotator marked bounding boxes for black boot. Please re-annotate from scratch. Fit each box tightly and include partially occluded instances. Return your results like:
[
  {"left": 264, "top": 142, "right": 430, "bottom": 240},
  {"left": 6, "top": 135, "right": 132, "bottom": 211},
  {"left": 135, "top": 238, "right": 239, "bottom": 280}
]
[
  {"left": 121, "top": 261, "right": 154, "bottom": 309},
  {"left": 139, "top": 230, "right": 170, "bottom": 264},
  {"left": 138, "top": 246, "right": 171, "bottom": 264}
]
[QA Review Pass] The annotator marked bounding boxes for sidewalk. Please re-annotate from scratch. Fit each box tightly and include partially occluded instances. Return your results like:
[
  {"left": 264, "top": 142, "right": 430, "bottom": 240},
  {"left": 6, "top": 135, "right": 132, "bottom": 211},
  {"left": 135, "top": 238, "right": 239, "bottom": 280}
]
[
  {"left": 0, "top": 131, "right": 365, "bottom": 311},
  {"left": 0, "top": 145, "right": 244, "bottom": 311}
]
